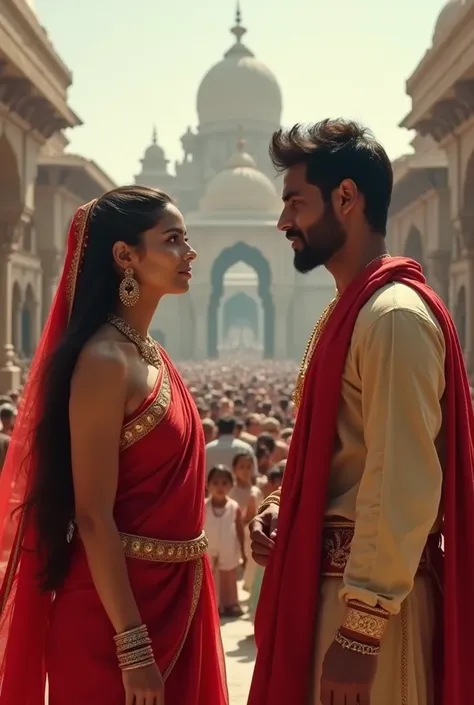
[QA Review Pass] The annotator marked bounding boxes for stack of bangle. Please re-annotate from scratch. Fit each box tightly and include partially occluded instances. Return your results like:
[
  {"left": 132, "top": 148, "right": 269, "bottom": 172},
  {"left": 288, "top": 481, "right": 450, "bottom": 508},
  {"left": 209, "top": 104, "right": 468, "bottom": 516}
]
[
  {"left": 257, "top": 492, "right": 281, "bottom": 515},
  {"left": 334, "top": 599, "right": 390, "bottom": 656},
  {"left": 114, "top": 625, "right": 155, "bottom": 671}
]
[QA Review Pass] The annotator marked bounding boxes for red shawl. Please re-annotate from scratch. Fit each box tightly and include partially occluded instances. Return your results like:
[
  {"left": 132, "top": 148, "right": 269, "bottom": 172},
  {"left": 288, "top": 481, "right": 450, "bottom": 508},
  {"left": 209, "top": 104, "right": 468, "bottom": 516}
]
[{"left": 248, "top": 256, "right": 474, "bottom": 705}]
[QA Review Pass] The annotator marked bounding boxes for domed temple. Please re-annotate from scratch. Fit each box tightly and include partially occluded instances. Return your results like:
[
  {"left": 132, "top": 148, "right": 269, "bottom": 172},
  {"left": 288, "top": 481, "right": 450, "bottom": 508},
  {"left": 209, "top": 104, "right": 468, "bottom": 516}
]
[{"left": 134, "top": 6, "right": 334, "bottom": 361}]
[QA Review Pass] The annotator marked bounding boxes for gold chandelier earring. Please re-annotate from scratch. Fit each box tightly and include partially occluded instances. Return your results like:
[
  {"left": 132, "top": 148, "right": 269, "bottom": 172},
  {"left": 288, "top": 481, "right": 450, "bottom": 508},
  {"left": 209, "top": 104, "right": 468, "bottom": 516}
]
[{"left": 119, "top": 268, "right": 140, "bottom": 307}]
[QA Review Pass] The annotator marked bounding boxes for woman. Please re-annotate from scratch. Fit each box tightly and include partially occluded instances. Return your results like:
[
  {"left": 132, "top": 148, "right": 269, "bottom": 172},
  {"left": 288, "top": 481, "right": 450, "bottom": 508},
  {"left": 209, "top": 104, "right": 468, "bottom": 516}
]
[{"left": 0, "top": 186, "right": 228, "bottom": 705}]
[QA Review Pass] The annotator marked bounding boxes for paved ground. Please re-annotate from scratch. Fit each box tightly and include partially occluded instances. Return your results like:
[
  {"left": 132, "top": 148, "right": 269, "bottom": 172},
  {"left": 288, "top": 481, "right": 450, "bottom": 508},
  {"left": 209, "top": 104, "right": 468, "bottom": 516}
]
[{"left": 221, "top": 589, "right": 256, "bottom": 704}]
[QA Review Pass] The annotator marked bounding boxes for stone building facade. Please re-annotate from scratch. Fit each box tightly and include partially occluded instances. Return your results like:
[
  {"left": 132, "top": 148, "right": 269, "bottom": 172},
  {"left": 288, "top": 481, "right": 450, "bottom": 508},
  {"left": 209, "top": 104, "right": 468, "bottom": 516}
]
[
  {"left": 0, "top": 0, "right": 115, "bottom": 393},
  {"left": 387, "top": 0, "right": 474, "bottom": 378}
]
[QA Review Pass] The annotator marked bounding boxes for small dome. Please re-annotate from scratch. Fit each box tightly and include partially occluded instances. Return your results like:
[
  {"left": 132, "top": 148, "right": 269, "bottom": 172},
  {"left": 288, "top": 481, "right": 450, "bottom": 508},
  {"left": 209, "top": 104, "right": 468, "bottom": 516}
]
[
  {"left": 196, "top": 10, "right": 282, "bottom": 128},
  {"left": 433, "top": 0, "right": 463, "bottom": 43},
  {"left": 143, "top": 127, "right": 165, "bottom": 164},
  {"left": 200, "top": 138, "right": 280, "bottom": 214}
]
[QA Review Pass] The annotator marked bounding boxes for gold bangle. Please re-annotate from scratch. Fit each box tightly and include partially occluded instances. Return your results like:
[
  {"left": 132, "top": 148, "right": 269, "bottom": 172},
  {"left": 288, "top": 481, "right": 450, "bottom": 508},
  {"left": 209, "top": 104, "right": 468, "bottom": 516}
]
[
  {"left": 114, "top": 625, "right": 150, "bottom": 652},
  {"left": 334, "top": 630, "right": 380, "bottom": 656},
  {"left": 118, "top": 646, "right": 154, "bottom": 668},
  {"left": 342, "top": 604, "right": 389, "bottom": 641},
  {"left": 121, "top": 658, "right": 156, "bottom": 672}
]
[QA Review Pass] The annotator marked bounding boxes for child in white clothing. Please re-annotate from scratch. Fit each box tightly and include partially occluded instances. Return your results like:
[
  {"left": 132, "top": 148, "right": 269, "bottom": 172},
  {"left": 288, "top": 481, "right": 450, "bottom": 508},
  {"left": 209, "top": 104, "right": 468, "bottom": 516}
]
[{"left": 205, "top": 464, "right": 246, "bottom": 617}]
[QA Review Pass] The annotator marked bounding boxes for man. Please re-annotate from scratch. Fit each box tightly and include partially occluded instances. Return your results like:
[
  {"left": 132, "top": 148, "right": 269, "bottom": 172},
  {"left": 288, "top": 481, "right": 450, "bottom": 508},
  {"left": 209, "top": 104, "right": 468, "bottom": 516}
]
[
  {"left": 205, "top": 416, "right": 257, "bottom": 476},
  {"left": 249, "top": 119, "right": 474, "bottom": 705},
  {"left": 0, "top": 404, "right": 16, "bottom": 436}
]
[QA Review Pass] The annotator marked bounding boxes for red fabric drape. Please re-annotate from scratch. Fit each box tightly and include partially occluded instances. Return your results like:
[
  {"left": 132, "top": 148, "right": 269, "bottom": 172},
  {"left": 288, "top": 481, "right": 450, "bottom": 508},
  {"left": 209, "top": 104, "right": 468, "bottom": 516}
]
[
  {"left": 0, "top": 201, "right": 95, "bottom": 704},
  {"left": 248, "top": 257, "right": 474, "bottom": 705}
]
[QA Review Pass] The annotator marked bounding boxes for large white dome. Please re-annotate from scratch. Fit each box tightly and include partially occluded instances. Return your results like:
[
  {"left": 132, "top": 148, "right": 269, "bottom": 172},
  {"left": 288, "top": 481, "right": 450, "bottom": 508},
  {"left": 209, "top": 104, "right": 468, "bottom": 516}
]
[
  {"left": 200, "top": 139, "right": 281, "bottom": 215},
  {"left": 196, "top": 12, "right": 282, "bottom": 129}
]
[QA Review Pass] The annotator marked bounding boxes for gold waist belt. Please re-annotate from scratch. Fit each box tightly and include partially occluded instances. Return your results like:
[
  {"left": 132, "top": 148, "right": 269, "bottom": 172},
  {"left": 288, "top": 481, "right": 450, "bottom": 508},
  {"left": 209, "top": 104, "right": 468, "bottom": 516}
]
[{"left": 120, "top": 530, "right": 208, "bottom": 563}]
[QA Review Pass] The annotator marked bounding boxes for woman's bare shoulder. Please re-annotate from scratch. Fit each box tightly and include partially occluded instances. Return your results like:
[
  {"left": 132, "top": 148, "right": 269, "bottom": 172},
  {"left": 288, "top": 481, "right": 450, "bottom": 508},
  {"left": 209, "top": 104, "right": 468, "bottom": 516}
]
[{"left": 72, "top": 328, "right": 129, "bottom": 392}]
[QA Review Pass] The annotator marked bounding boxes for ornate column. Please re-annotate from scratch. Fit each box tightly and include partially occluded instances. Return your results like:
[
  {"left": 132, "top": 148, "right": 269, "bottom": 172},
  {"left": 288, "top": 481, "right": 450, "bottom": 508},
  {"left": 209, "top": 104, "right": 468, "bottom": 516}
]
[
  {"left": 0, "top": 228, "right": 21, "bottom": 393},
  {"left": 12, "top": 288, "right": 23, "bottom": 358},
  {"left": 427, "top": 249, "right": 450, "bottom": 304},
  {"left": 40, "top": 250, "right": 62, "bottom": 326},
  {"left": 458, "top": 215, "right": 474, "bottom": 377},
  {"left": 191, "top": 284, "right": 211, "bottom": 360}
]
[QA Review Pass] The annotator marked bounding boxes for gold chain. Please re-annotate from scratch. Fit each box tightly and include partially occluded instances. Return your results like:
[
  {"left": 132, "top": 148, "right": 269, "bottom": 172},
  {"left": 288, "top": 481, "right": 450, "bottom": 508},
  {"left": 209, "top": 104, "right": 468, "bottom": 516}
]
[
  {"left": 108, "top": 314, "right": 162, "bottom": 369},
  {"left": 292, "top": 254, "right": 390, "bottom": 408}
]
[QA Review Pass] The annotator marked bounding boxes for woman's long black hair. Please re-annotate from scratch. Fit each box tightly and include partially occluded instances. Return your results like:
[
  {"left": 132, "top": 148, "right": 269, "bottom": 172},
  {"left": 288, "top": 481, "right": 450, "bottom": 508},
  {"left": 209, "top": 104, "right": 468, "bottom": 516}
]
[{"left": 24, "top": 185, "right": 174, "bottom": 591}]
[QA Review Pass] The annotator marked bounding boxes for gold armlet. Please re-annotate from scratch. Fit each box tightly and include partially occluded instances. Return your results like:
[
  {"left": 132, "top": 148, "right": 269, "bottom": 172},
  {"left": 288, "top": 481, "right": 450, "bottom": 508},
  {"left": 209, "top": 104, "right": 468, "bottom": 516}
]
[
  {"left": 257, "top": 493, "right": 281, "bottom": 515},
  {"left": 334, "top": 630, "right": 380, "bottom": 656},
  {"left": 340, "top": 600, "right": 390, "bottom": 643}
]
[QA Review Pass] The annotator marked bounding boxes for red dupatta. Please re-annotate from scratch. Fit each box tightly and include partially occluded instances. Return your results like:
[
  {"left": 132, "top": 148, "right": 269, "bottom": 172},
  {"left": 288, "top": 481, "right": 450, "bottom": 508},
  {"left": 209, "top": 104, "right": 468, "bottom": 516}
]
[
  {"left": 0, "top": 201, "right": 96, "bottom": 704},
  {"left": 249, "top": 257, "right": 474, "bottom": 705}
]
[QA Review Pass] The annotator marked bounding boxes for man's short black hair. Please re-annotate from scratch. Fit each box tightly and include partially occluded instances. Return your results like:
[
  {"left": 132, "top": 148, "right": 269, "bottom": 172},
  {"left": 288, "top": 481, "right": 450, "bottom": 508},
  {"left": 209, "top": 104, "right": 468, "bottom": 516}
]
[
  {"left": 270, "top": 118, "right": 393, "bottom": 235},
  {"left": 217, "top": 417, "right": 236, "bottom": 435}
]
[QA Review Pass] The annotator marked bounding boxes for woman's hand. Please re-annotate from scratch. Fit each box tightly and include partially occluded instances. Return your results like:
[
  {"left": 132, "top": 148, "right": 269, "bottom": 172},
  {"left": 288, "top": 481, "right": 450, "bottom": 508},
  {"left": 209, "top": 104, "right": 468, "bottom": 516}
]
[{"left": 123, "top": 662, "right": 165, "bottom": 705}]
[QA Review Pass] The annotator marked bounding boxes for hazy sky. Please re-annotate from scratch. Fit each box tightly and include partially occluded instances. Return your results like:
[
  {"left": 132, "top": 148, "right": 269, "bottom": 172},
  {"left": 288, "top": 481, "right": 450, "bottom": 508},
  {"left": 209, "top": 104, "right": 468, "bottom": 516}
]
[{"left": 36, "top": 0, "right": 446, "bottom": 185}]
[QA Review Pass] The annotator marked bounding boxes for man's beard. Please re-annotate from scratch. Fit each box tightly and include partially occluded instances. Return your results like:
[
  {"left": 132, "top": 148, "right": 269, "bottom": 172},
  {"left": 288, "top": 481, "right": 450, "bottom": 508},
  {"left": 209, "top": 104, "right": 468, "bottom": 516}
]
[{"left": 288, "top": 204, "right": 346, "bottom": 274}]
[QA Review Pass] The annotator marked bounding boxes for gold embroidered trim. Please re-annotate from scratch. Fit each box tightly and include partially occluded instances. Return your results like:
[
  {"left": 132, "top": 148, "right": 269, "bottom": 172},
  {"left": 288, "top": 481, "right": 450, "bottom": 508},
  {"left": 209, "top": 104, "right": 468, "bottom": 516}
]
[
  {"left": 334, "top": 630, "right": 380, "bottom": 656},
  {"left": 120, "top": 364, "right": 171, "bottom": 451},
  {"left": 66, "top": 200, "right": 96, "bottom": 321},
  {"left": 120, "top": 530, "right": 208, "bottom": 563},
  {"left": 0, "top": 511, "right": 26, "bottom": 617},
  {"left": 342, "top": 607, "right": 388, "bottom": 641},
  {"left": 163, "top": 557, "right": 203, "bottom": 680},
  {"left": 321, "top": 521, "right": 354, "bottom": 576}
]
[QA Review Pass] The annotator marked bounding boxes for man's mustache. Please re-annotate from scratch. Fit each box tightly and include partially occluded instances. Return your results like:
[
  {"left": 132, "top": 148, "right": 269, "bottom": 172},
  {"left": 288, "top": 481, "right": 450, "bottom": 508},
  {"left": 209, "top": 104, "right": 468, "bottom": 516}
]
[{"left": 285, "top": 228, "right": 305, "bottom": 242}]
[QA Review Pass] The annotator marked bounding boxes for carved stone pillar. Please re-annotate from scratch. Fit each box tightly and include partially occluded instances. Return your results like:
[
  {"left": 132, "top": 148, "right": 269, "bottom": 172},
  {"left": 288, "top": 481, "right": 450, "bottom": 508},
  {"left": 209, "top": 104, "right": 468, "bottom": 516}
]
[
  {"left": 458, "top": 214, "right": 474, "bottom": 377},
  {"left": 40, "top": 249, "right": 62, "bottom": 326},
  {"left": 0, "top": 229, "right": 21, "bottom": 393},
  {"left": 427, "top": 249, "right": 450, "bottom": 304}
]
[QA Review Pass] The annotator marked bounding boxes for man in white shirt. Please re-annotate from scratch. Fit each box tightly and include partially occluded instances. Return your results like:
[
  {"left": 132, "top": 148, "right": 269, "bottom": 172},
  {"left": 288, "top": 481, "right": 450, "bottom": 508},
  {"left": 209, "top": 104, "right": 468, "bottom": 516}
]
[{"left": 205, "top": 417, "right": 257, "bottom": 477}]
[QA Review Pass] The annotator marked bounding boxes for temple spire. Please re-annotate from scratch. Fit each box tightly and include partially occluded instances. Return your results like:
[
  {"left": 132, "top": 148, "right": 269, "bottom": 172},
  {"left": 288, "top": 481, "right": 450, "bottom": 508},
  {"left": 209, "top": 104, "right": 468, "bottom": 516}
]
[
  {"left": 152, "top": 125, "right": 157, "bottom": 145},
  {"left": 236, "top": 124, "right": 245, "bottom": 152},
  {"left": 231, "top": 0, "right": 246, "bottom": 43}
]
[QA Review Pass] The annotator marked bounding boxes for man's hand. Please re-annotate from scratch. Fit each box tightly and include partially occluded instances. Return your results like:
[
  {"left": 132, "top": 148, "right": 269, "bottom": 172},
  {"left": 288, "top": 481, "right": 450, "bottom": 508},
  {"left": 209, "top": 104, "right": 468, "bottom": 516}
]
[
  {"left": 320, "top": 640, "right": 378, "bottom": 705},
  {"left": 249, "top": 504, "right": 279, "bottom": 566}
]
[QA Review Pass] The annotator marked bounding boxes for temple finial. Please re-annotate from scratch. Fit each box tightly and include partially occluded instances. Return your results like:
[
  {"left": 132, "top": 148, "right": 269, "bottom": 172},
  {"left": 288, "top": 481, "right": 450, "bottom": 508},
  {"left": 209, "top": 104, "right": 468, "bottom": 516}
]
[
  {"left": 231, "top": 0, "right": 246, "bottom": 43},
  {"left": 152, "top": 126, "right": 157, "bottom": 145},
  {"left": 236, "top": 125, "right": 245, "bottom": 152}
]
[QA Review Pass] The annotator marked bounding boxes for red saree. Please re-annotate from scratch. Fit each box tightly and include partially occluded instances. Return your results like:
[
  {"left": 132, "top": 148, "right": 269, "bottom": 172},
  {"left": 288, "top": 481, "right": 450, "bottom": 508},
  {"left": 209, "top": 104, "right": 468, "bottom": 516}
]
[
  {"left": 0, "top": 203, "right": 228, "bottom": 705},
  {"left": 47, "top": 351, "right": 228, "bottom": 704},
  {"left": 249, "top": 257, "right": 474, "bottom": 705}
]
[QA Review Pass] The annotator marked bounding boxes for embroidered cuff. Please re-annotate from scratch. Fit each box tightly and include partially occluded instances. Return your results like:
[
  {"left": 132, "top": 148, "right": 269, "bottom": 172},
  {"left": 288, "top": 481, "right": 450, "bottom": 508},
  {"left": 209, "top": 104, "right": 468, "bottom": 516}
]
[
  {"left": 257, "top": 492, "right": 281, "bottom": 514},
  {"left": 340, "top": 600, "right": 390, "bottom": 644}
]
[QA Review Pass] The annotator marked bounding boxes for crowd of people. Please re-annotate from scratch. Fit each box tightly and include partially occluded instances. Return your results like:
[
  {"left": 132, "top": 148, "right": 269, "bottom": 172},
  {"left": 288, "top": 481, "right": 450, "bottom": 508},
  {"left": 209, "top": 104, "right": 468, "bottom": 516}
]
[{"left": 178, "top": 360, "right": 298, "bottom": 622}]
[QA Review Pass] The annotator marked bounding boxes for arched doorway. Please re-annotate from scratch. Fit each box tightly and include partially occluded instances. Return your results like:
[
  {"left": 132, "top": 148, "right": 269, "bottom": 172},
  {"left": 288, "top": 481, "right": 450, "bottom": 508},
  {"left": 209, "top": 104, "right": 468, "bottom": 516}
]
[
  {"left": 208, "top": 242, "right": 274, "bottom": 358},
  {"left": 404, "top": 226, "right": 426, "bottom": 271},
  {"left": 455, "top": 285, "right": 467, "bottom": 352},
  {"left": 221, "top": 292, "right": 260, "bottom": 353}
]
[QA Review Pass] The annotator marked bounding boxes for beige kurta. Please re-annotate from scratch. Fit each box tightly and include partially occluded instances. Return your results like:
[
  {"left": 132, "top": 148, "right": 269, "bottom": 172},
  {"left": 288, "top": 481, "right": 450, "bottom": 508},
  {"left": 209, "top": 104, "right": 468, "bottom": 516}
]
[{"left": 309, "top": 281, "right": 445, "bottom": 705}]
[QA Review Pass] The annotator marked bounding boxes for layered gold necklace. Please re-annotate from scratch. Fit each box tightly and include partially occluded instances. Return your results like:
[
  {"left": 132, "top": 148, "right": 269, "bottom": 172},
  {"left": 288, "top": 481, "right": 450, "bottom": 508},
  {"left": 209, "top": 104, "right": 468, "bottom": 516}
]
[
  {"left": 107, "top": 314, "right": 162, "bottom": 369},
  {"left": 292, "top": 254, "right": 390, "bottom": 409}
]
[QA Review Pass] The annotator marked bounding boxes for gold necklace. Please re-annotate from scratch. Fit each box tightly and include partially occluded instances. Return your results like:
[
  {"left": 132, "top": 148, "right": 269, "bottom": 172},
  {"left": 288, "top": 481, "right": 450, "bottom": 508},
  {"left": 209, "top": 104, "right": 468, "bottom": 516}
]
[
  {"left": 292, "top": 254, "right": 390, "bottom": 409},
  {"left": 107, "top": 314, "right": 162, "bottom": 369}
]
